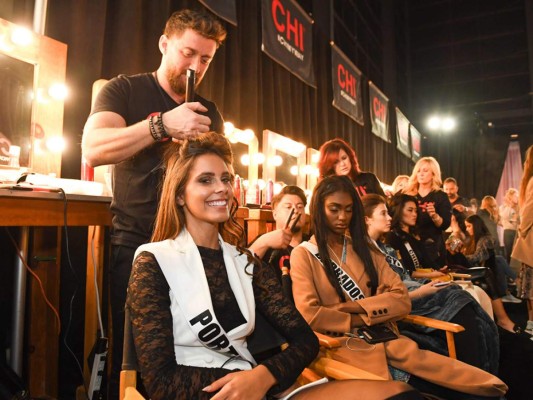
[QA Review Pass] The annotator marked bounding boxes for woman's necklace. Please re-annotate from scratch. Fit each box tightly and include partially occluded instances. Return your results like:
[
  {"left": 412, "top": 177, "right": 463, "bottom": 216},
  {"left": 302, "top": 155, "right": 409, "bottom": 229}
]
[{"left": 327, "top": 235, "right": 347, "bottom": 265}]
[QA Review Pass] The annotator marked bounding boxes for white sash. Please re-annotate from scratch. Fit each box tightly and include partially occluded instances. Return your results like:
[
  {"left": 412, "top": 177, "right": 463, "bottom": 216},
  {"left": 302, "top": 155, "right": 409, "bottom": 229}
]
[
  {"left": 135, "top": 230, "right": 256, "bottom": 369},
  {"left": 402, "top": 240, "right": 421, "bottom": 269},
  {"left": 299, "top": 241, "right": 365, "bottom": 301}
]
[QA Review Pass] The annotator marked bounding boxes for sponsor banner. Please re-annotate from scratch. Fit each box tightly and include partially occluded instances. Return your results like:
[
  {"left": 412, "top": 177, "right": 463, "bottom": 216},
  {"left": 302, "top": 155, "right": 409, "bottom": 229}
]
[
  {"left": 331, "top": 44, "right": 364, "bottom": 125},
  {"left": 369, "top": 82, "right": 390, "bottom": 142},
  {"left": 199, "top": 0, "right": 237, "bottom": 26},
  {"left": 396, "top": 107, "right": 411, "bottom": 158},
  {"left": 410, "top": 124, "right": 422, "bottom": 161},
  {"left": 261, "top": 0, "right": 315, "bottom": 87}
]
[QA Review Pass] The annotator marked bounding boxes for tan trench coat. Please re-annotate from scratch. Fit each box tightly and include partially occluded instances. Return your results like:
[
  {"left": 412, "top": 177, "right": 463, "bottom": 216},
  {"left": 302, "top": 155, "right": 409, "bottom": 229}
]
[
  {"left": 512, "top": 177, "right": 533, "bottom": 266},
  {"left": 290, "top": 236, "right": 507, "bottom": 397}
]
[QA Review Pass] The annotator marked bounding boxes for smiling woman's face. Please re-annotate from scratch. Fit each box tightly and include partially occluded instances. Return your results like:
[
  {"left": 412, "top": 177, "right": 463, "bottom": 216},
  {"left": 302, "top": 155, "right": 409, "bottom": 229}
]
[{"left": 179, "top": 153, "right": 234, "bottom": 228}]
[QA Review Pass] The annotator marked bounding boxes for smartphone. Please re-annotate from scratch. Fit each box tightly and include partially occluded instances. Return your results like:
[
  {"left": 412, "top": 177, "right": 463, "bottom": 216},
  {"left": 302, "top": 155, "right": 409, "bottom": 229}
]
[
  {"left": 433, "top": 281, "right": 451, "bottom": 287},
  {"left": 357, "top": 325, "right": 398, "bottom": 344}
]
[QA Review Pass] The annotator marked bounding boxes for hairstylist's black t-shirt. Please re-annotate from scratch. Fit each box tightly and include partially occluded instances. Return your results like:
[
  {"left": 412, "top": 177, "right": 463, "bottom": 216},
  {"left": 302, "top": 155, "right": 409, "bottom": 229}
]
[{"left": 92, "top": 73, "right": 224, "bottom": 248}]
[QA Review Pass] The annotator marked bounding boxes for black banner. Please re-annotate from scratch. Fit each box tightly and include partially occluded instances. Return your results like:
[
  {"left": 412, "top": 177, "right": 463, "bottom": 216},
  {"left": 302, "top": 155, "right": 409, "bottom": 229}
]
[
  {"left": 198, "top": 0, "right": 237, "bottom": 26},
  {"left": 410, "top": 124, "right": 422, "bottom": 162},
  {"left": 369, "top": 82, "right": 390, "bottom": 142},
  {"left": 261, "top": 0, "right": 315, "bottom": 87},
  {"left": 331, "top": 44, "right": 363, "bottom": 125},
  {"left": 396, "top": 107, "right": 411, "bottom": 158}
]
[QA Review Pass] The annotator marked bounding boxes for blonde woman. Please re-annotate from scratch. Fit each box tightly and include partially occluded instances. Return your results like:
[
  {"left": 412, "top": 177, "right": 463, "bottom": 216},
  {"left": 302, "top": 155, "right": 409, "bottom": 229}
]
[
  {"left": 403, "top": 157, "right": 452, "bottom": 268},
  {"left": 500, "top": 188, "right": 519, "bottom": 263},
  {"left": 478, "top": 196, "right": 501, "bottom": 247},
  {"left": 391, "top": 175, "right": 409, "bottom": 195},
  {"left": 512, "top": 145, "right": 533, "bottom": 335}
]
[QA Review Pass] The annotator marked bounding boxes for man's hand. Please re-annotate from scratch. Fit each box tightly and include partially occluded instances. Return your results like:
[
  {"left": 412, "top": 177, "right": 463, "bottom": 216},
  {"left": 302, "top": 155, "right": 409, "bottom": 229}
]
[
  {"left": 453, "top": 204, "right": 466, "bottom": 213},
  {"left": 162, "top": 102, "right": 212, "bottom": 140}
]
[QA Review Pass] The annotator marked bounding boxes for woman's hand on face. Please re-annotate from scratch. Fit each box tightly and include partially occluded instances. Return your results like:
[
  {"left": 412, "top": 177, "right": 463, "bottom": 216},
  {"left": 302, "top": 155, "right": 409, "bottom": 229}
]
[{"left": 204, "top": 366, "right": 276, "bottom": 400}]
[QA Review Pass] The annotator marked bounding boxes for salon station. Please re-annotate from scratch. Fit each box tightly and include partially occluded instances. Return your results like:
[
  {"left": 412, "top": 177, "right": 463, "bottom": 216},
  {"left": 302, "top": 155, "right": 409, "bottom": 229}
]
[
  {"left": 0, "top": 12, "right": 318, "bottom": 399},
  {"left": 2, "top": 1, "right": 533, "bottom": 399}
]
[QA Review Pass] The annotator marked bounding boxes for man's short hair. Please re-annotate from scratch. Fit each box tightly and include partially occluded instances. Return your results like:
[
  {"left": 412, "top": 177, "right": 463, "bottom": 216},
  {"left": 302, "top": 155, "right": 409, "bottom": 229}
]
[
  {"left": 443, "top": 177, "right": 458, "bottom": 185},
  {"left": 271, "top": 185, "right": 307, "bottom": 210},
  {"left": 164, "top": 9, "right": 227, "bottom": 47}
]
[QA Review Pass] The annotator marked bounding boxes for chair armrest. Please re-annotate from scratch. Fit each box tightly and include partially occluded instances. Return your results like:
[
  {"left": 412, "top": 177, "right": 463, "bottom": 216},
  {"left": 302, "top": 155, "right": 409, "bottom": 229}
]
[
  {"left": 124, "top": 387, "right": 145, "bottom": 400},
  {"left": 314, "top": 331, "right": 342, "bottom": 349},
  {"left": 308, "top": 357, "right": 386, "bottom": 381},
  {"left": 403, "top": 314, "right": 464, "bottom": 333},
  {"left": 449, "top": 272, "right": 472, "bottom": 279}
]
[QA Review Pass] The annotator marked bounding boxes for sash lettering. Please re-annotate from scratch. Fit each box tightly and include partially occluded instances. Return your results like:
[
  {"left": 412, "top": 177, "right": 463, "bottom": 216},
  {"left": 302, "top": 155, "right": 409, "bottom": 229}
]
[
  {"left": 190, "top": 309, "right": 237, "bottom": 354},
  {"left": 301, "top": 242, "right": 365, "bottom": 301}
]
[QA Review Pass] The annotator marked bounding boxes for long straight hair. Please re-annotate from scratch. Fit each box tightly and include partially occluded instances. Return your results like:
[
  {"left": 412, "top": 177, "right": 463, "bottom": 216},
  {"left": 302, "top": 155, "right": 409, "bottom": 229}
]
[
  {"left": 310, "top": 175, "right": 378, "bottom": 300},
  {"left": 151, "top": 132, "right": 244, "bottom": 249}
]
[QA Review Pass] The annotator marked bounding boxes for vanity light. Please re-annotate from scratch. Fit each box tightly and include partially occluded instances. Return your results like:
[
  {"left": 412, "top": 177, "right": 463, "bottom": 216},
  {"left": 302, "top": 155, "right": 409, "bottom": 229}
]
[
  {"left": 302, "top": 164, "right": 314, "bottom": 175},
  {"left": 48, "top": 83, "right": 68, "bottom": 100},
  {"left": 11, "top": 27, "right": 33, "bottom": 46},
  {"left": 254, "top": 153, "right": 265, "bottom": 164},
  {"left": 241, "top": 129, "right": 255, "bottom": 143},
  {"left": 45, "top": 136, "right": 66, "bottom": 153},
  {"left": 224, "top": 121, "right": 235, "bottom": 135},
  {"left": 290, "top": 165, "right": 299, "bottom": 176},
  {"left": 257, "top": 179, "right": 266, "bottom": 190},
  {"left": 241, "top": 154, "right": 250, "bottom": 166},
  {"left": 271, "top": 154, "right": 283, "bottom": 167}
]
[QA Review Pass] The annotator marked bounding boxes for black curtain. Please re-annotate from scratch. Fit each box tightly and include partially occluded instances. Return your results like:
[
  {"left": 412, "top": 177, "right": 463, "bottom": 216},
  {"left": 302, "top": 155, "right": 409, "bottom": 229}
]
[{"left": 43, "top": 0, "right": 414, "bottom": 188}]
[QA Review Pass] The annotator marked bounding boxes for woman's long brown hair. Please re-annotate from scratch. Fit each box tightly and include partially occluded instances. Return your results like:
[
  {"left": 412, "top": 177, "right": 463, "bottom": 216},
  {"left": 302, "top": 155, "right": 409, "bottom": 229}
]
[{"left": 151, "top": 132, "right": 253, "bottom": 262}]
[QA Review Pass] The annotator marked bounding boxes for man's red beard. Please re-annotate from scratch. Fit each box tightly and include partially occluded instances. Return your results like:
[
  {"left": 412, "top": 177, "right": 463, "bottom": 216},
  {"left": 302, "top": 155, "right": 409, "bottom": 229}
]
[
  {"left": 168, "top": 71, "right": 187, "bottom": 96},
  {"left": 167, "top": 69, "right": 199, "bottom": 97}
]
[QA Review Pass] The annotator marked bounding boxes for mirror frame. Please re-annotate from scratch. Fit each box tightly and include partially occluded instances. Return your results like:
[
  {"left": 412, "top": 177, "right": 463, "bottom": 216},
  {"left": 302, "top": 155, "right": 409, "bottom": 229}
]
[
  {"left": 224, "top": 126, "right": 259, "bottom": 184},
  {"left": 0, "top": 18, "right": 67, "bottom": 176},
  {"left": 262, "top": 129, "right": 306, "bottom": 188},
  {"left": 306, "top": 148, "right": 320, "bottom": 192}
]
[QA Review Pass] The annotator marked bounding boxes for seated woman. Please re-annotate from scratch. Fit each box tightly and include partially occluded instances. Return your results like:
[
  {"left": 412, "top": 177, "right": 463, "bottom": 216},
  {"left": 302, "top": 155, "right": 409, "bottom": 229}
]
[
  {"left": 385, "top": 194, "right": 448, "bottom": 281},
  {"left": 386, "top": 194, "right": 494, "bottom": 317},
  {"left": 361, "top": 193, "right": 499, "bottom": 373},
  {"left": 290, "top": 175, "right": 507, "bottom": 400},
  {"left": 318, "top": 138, "right": 386, "bottom": 197},
  {"left": 462, "top": 215, "right": 522, "bottom": 334},
  {"left": 126, "top": 133, "right": 417, "bottom": 400}
]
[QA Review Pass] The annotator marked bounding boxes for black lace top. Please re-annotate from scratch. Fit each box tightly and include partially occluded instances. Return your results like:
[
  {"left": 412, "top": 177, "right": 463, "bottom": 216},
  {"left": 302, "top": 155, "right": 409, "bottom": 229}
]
[{"left": 126, "top": 246, "right": 318, "bottom": 400}]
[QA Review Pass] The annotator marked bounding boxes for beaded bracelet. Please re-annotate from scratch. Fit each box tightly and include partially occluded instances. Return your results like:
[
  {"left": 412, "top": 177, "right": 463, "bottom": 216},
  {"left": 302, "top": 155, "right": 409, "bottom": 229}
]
[{"left": 149, "top": 112, "right": 169, "bottom": 142}]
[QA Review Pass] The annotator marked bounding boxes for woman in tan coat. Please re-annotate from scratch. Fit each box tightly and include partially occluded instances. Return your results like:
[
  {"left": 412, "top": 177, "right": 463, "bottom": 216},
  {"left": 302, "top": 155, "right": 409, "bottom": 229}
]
[
  {"left": 290, "top": 175, "right": 507, "bottom": 400},
  {"left": 512, "top": 144, "right": 533, "bottom": 335}
]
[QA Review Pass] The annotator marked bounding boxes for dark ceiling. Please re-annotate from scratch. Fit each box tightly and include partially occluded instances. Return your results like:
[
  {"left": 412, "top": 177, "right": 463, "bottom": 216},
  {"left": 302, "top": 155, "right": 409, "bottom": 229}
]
[{"left": 408, "top": 0, "right": 533, "bottom": 139}]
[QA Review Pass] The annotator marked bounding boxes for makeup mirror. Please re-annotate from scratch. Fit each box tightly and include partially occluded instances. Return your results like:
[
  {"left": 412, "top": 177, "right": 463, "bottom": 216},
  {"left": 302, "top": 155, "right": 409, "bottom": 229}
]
[
  {"left": 224, "top": 123, "right": 259, "bottom": 184},
  {"left": 262, "top": 129, "right": 306, "bottom": 189},
  {"left": 0, "top": 18, "right": 67, "bottom": 176}
]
